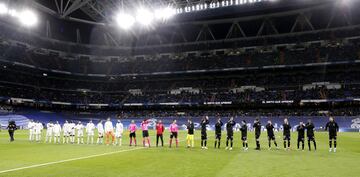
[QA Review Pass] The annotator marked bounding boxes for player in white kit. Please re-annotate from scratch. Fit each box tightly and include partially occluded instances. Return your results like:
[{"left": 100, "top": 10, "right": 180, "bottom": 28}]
[
  {"left": 53, "top": 121, "right": 62, "bottom": 144},
  {"left": 76, "top": 121, "right": 84, "bottom": 144},
  {"left": 69, "top": 121, "right": 76, "bottom": 144},
  {"left": 86, "top": 120, "right": 95, "bottom": 144},
  {"left": 45, "top": 121, "right": 54, "bottom": 143},
  {"left": 27, "top": 120, "right": 35, "bottom": 142},
  {"left": 63, "top": 120, "right": 70, "bottom": 144},
  {"left": 115, "top": 119, "right": 124, "bottom": 146},
  {"left": 34, "top": 121, "right": 43, "bottom": 142},
  {"left": 104, "top": 118, "right": 115, "bottom": 146},
  {"left": 97, "top": 120, "right": 104, "bottom": 144}
]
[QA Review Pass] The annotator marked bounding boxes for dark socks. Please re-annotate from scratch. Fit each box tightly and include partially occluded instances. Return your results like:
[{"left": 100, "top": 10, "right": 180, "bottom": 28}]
[
  {"left": 297, "top": 141, "right": 300, "bottom": 149},
  {"left": 302, "top": 141, "right": 304, "bottom": 150},
  {"left": 256, "top": 140, "right": 260, "bottom": 149},
  {"left": 298, "top": 141, "right": 304, "bottom": 150},
  {"left": 309, "top": 140, "right": 317, "bottom": 150},
  {"left": 284, "top": 141, "right": 290, "bottom": 148}
]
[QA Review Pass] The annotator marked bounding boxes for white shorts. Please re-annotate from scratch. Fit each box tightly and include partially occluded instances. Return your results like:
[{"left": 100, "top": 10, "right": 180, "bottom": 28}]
[
  {"left": 63, "top": 131, "right": 69, "bottom": 136},
  {"left": 77, "top": 131, "right": 84, "bottom": 137},
  {"left": 35, "top": 130, "right": 42, "bottom": 135},
  {"left": 46, "top": 131, "right": 53, "bottom": 136},
  {"left": 87, "top": 131, "right": 94, "bottom": 136},
  {"left": 54, "top": 132, "right": 61, "bottom": 136},
  {"left": 29, "top": 129, "right": 34, "bottom": 134},
  {"left": 70, "top": 130, "right": 75, "bottom": 136},
  {"left": 115, "top": 132, "right": 122, "bottom": 138}
]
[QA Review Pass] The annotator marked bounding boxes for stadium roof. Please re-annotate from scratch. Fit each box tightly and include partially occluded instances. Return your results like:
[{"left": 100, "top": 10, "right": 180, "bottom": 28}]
[
  {"left": 28, "top": 0, "right": 335, "bottom": 25},
  {"left": 0, "top": 0, "right": 356, "bottom": 48}
]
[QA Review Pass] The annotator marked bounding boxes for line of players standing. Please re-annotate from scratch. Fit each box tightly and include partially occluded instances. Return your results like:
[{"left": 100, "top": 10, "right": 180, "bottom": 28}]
[
  {"left": 27, "top": 118, "right": 125, "bottom": 145},
  {"left": 27, "top": 116, "right": 340, "bottom": 152},
  {"left": 210, "top": 116, "right": 339, "bottom": 152}
]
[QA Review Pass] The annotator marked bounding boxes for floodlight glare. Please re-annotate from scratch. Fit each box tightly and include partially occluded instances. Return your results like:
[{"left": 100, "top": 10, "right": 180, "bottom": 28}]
[
  {"left": 8, "top": 9, "right": 17, "bottom": 17},
  {"left": 136, "top": 8, "right": 154, "bottom": 26},
  {"left": 116, "top": 13, "right": 135, "bottom": 30},
  {"left": 155, "top": 7, "right": 175, "bottom": 20},
  {"left": 18, "top": 10, "right": 38, "bottom": 27},
  {"left": 0, "top": 3, "right": 8, "bottom": 15}
]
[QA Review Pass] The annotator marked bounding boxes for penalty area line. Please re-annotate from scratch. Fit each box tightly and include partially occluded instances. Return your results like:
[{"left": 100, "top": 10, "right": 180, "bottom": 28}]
[{"left": 0, "top": 147, "right": 144, "bottom": 174}]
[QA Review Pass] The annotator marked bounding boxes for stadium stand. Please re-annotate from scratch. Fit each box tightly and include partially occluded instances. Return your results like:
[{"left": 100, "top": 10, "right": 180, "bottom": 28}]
[{"left": 0, "top": 0, "right": 359, "bottom": 131}]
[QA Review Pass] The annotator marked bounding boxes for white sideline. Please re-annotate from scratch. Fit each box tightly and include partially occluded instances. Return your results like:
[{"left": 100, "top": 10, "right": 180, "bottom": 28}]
[
  {"left": 0, "top": 136, "right": 200, "bottom": 174},
  {"left": 0, "top": 135, "right": 206, "bottom": 174},
  {"left": 0, "top": 147, "right": 144, "bottom": 174}
]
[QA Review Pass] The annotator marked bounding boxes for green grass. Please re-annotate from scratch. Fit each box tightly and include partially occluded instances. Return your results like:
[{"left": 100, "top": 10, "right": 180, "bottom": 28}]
[{"left": 0, "top": 130, "right": 359, "bottom": 177}]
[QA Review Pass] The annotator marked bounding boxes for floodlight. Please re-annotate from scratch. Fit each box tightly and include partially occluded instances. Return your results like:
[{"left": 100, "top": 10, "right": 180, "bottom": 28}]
[
  {"left": 176, "top": 8, "right": 183, "bottom": 14},
  {"left": 155, "top": 7, "right": 175, "bottom": 20},
  {"left": 0, "top": 3, "right": 8, "bottom": 15},
  {"left": 8, "top": 9, "right": 17, "bottom": 17},
  {"left": 136, "top": 8, "right": 154, "bottom": 26},
  {"left": 18, "top": 10, "right": 38, "bottom": 27},
  {"left": 116, "top": 13, "right": 135, "bottom": 30}
]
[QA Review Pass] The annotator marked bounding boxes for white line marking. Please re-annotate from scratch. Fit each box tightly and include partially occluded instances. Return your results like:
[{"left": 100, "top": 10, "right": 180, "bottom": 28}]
[
  {"left": 0, "top": 147, "right": 143, "bottom": 174},
  {"left": 0, "top": 135, "right": 210, "bottom": 174}
]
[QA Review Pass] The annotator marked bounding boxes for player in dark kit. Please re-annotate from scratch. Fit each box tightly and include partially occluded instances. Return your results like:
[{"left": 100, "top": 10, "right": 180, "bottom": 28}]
[
  {"left": 325, "top": 116, "right": 339, "bottom": 153},
  {"left": 283, "top": 118, "right": 291, "bottom": 150},
  {"left": 305, "top": 119, "right": 317, "bottom": 151},
  {"left": 200, "top": 116, "right": 209, "bottom": 149},
  {"left": 253, "top": 118, "right": 261, "bottom": 150},
  {"left": 186, "top": 119, "right": 195, "bottom": 148},
  {"left": 225, "top": 117, "right": 236, "bottom": 150},
  {"left": 296, "top": 122, "right": 305, "bottom": 151},
  {"left": 265, "top": 120, "right": 278, "bottom": 150},
  {"left": 240, "top": 120, "right": 248, "bottom": 151},
  {"left": 7, "top": 120, "right": 17, "bottom": 142},
  {"left": 214, "top": 118, "right": 223, "bottom": 149}
]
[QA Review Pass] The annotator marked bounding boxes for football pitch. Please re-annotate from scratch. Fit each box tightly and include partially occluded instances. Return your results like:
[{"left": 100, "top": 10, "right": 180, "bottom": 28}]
[{"left": 0, "top": 130, "right": 359, "bottom": 177}]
